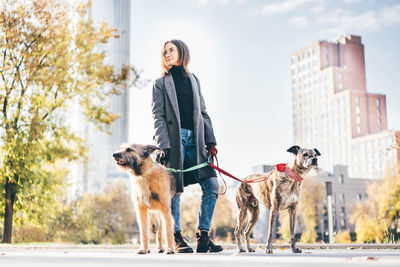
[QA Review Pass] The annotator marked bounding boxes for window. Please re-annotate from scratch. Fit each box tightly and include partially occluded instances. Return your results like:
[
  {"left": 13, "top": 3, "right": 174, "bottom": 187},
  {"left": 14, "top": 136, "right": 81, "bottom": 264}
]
[
  {"left": 339, "top": 82, "right": 343, "bottom": 90},
  {"left": 340, "top": 219, "right": 346, "bottom": 229},
  {"left": 339, "top": 72, "right": 343, "bottom": 81},
  {"left": 338, "top": 175, "right": 344, "bottom": 184},
  {"left": 376, "top": 98, "right": 380, "bottom": 108},
  {"left": 356, "top": 96, "right": 360, "bottom": 106},
  {"left": 340, "top": 194, "right": 345, "bottom": 204},
  {"left": 325, "top": 47, "right": 329, "bottom": 67}
]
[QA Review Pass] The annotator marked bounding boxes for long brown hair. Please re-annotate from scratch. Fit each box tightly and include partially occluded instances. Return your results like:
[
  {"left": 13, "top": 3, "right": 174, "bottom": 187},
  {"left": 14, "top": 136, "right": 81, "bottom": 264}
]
[{"left": 161, "top": 39, "right": 190, "bottom": 77}]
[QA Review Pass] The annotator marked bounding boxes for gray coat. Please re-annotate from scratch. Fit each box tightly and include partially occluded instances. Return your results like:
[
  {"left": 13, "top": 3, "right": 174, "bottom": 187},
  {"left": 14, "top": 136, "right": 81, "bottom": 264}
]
[{"left": 152, "top": 72, "right": 217, "bottom": 193}]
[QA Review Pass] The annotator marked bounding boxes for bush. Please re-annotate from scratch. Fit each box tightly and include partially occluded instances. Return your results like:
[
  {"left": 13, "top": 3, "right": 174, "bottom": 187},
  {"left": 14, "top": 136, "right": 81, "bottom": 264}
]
[
  {"left": 334, "top": 230, "right": 351, "bottom": 244},
  {"left": 13, "top": 225, "right": 47, "bottom": 243}
]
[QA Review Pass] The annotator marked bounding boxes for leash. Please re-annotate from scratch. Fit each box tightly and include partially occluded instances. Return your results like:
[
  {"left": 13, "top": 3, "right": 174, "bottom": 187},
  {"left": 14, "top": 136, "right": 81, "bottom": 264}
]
[
  {"left": 156, "top": 157, "right": 302, "bottom": 190},
  {"left": 208, "top": 155, "right": 271, "bottom": 184},
  {"left": 208, "top": 155, "right": 227, "bottom": 195}
]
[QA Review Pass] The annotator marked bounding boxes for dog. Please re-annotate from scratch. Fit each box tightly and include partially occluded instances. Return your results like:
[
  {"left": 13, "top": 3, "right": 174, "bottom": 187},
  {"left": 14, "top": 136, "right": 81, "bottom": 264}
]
[
  {"left": 112, "top": 144, "right": 175, "bottom": 254},
  {"left": 234, "top": 145, "right": 321, "bottom": 254}
]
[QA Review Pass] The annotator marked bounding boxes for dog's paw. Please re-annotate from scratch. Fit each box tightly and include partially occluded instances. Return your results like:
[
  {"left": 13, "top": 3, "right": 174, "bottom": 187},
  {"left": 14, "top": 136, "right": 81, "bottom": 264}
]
[
  {"left": 166, "top": 248, "right": 174, "bottom": 254},
  {"left": 247, "top": 248, "right": 255, "bottom": 252},
  {"left": 265, "top": 248, "right": 273, "bottom": 254},
  {"left": 238, "top": 248, "right": 246, "bottom": 253},
  {"left": 158, "top": 248, "right": 165, "bottom": 253},
  {"left": 136, "top": 248, "right": 149, "bottom": 254},
  {"left": 292, "top": 247, "right": 302, "bottom": 253}
]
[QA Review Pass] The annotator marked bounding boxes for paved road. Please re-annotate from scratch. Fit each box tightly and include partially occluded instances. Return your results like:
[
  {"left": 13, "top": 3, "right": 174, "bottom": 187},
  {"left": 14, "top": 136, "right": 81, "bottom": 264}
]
[{"left": 1, "top": 248, "right": 399, "bottom": 267}]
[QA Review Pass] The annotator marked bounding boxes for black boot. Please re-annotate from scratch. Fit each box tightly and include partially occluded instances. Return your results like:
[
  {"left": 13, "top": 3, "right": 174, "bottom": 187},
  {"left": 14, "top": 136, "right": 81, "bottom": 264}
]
[
  {"left": 174, "top": 231, "right": 194, "bottom": 253},
  {"left": 196, "top": 231, "right": 223, "bottom": 253}
]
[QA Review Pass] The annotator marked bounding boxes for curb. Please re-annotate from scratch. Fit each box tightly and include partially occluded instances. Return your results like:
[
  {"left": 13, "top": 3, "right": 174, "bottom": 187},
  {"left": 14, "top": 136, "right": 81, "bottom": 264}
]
[{"left": 0, "top": 243, "right": 399, "bottom": 250}]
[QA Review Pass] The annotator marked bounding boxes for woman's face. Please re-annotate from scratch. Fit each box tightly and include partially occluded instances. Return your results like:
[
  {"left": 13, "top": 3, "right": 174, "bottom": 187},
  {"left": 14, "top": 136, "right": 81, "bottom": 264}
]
[{"left": 164, "top": 42, "right": 179, "bottom": 66}]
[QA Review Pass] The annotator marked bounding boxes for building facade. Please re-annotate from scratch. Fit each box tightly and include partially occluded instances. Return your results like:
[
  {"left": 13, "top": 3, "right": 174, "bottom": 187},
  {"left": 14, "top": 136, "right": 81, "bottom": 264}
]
[
  {"left": 290, "top": 35, "right": 399, "bottom": 179},
  {"left": 69, "top": 0, "right": 131, "bottom": 198}
]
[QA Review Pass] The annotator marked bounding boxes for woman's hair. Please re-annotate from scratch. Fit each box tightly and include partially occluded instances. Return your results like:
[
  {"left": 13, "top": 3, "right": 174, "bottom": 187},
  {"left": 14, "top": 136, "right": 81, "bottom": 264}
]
[{"left": 161, "top": 39, "right": 190, "bottom": 77}]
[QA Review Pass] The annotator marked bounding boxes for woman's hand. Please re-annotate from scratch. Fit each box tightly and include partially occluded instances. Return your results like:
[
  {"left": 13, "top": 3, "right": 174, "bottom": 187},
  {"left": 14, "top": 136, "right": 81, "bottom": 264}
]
[
  {"left": 156, "top": 149, "right": 170, "bottom": 165},
  {"left": 206, "top": 144, "right": 217, "bottom": 157}
]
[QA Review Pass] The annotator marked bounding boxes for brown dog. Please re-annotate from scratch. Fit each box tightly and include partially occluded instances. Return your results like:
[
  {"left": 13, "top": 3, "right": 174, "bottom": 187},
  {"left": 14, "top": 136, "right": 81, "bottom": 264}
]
[
  {"left": 234, "top": 145, "right": 321, "bottom": 254},
  {"left": 112, "top": 144, "right": 175, "bottom": 254}
]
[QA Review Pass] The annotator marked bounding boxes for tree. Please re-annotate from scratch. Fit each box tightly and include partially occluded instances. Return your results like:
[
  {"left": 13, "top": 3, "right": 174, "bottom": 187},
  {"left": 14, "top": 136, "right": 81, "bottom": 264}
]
[
  {"left": 0, "top": 0, "right": 136, "bottom": 243},
  {"left": 349, "top": 167, "right": 400, "bottom": 243},
  {"left": 47, "top": 179, "right": 136, "bottom": 244},
  {"left": 298, "top": 176, "right": 324, "bottom": 243}
]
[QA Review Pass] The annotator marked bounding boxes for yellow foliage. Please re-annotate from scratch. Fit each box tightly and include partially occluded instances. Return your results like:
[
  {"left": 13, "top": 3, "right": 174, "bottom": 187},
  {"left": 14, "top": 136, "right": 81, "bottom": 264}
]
[
  {"left": 13, "top": 225, "right": 47, "bottom": 243},
  {"left": 277, "top": 210, "right": 290, "bottom": 241},
  {"left": 349, "top": 167, "right": 400, "bottom": 243},
  {"left": 335, "top": 230, "right": 351, "bottom": 244},
  {"left": 299, "top": 176, "right": 324, "bottom": 243}
]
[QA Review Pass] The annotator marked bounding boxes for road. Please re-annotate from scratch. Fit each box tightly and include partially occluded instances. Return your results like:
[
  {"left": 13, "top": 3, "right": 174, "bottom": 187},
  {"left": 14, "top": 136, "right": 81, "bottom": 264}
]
[{"left": 1, "top": 248, "right": 399, "bottom": 267}]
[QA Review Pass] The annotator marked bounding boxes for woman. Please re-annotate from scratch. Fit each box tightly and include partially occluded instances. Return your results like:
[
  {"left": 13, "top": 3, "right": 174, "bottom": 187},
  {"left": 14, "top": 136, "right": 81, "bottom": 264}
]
[{"left": 152, "top": 39, "right": 223, "bottom": 253}]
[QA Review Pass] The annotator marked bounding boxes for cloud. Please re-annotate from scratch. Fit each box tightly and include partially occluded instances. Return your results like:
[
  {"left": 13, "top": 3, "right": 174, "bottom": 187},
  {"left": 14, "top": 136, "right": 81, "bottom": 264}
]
[
  {"left": 261, "top": 0, "right": 318, "bottom": 15},
  {"left": 341, "top": 0, "right": 362, "bottom": 4},
  {"left": 289, "top": 16, "right": 309, "bottom": 28},
  {"left": 318, "top": 3, "right": 400, "bottom": 36},
  {"left": 310, "top": 5, "right": 325, "bottom": 13},
  {"left": 195, "top": 0, "right": 242, "bottom": 6},
  {"left": 381, "top": 4, "right": 400, "bottom": 26}
]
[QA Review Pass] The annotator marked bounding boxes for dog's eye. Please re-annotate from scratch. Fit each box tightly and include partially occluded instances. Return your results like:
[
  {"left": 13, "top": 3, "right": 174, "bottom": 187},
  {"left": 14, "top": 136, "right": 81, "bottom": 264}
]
[
  {"left": 303, "top": 153, "right": 308, "bottom": 157},
  {"left": 126, "top": 147, "right": 133, "bottom": 152}
]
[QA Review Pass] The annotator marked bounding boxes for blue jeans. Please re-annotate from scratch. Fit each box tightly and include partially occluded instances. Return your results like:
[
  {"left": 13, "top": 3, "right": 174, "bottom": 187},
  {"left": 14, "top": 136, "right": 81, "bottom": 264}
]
[{"left": 171, "top": 128, "right": 219, "bottom": 232}]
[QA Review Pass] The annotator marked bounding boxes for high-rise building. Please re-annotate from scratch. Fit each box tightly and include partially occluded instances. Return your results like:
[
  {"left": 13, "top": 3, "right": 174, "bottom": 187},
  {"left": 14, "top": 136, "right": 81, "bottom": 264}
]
[
  {"left": 290, "top": 35, "right": 399, "bottom": 179},
  {"left": 70, "top": 0, "right": 131, "bottom": 196}
]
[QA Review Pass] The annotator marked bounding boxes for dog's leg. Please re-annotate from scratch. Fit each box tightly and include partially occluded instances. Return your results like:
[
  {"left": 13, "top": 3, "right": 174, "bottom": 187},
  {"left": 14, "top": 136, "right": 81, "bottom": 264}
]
[
  {"left": 136, "top": 204, "right": 150, "bottom": 254},
  {"left": 265, "top": 207, "right": 278, "bottom": 254},
  {"left": 244, "top": 206, "right": 259, "bottom": 252},
  {"left": 234, "top": 207, "right": 247, "bottom": 253},
  {"left": 161, "top": 206, "right": 175, "bottom": 254},
  {"left": 156, "top": 215, "right": 165, "bottom": 253},
  {"left": 289, "top": 206, "right": 302, "bottom": 253}
]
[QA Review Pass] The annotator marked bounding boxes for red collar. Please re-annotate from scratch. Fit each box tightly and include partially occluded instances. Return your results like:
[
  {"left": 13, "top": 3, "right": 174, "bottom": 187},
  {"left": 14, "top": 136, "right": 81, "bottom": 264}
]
[{"left": 276, "top": 163, "right": 304, "bottom": 182}]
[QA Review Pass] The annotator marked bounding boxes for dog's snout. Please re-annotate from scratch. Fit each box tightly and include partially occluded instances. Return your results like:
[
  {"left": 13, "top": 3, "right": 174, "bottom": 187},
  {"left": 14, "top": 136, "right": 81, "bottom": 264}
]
[
  {"left": 312, "top": 158, "right": 318, "bottom": 164},
  {"left": 113, "top": 152, "right": 121, "bottom": 158}
]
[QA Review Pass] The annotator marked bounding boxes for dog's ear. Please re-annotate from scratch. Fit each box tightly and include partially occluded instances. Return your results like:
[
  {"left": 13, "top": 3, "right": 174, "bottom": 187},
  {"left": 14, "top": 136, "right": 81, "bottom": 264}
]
[
  {"left": 314, "top": 148, "right": 321, "bottom": 156},
  {"left": 287, "top": 145, "right": 300, "bottom": 155},
  {"left": 143, "top": 145, "right": 161, "bottom": 157}
]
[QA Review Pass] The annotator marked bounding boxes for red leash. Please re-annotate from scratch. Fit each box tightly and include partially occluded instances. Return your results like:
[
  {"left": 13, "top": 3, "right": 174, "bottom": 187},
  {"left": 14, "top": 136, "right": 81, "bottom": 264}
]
[
  {"left": 208, "top": 157, "right": 271, "bottom": 184},
  {"left": 209, "top": 156, "right": 303, "bottom": 184}
]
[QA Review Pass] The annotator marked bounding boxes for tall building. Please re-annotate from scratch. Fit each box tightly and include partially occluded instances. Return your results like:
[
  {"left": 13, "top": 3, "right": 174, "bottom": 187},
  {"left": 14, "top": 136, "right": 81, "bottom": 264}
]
[
  {"left": 290, "top": 35, "right": 399, "bottom": 179},
  {"left": 70, "top": 0, "right": 131, "bottom": 196}
]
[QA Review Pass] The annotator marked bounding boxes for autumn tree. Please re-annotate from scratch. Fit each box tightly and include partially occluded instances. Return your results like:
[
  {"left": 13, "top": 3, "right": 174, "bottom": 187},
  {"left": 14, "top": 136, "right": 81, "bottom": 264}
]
[
  {"left": 350, "top": 167, "right": 400, "bottom": 243},
  {"left": 47, "top": 179, "right": 136, "bottom": 244},
  {"left": 0, "top": 0, "right": 136, "bottom": 243}
]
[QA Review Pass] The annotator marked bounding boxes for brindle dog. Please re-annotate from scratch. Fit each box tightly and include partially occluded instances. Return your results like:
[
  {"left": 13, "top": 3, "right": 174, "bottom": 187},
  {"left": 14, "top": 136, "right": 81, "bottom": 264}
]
[
  {"left": 113, "top": 144, "right": 175, "bottom": 254},
  {"left": 234, "top": 146, "right": 321, "bottom": 254}
]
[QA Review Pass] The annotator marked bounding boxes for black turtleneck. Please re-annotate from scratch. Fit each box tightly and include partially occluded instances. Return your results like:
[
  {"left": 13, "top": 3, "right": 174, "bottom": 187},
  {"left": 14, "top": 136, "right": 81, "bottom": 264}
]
[{"left": 170, "top": 66, "right": 194, "bottom": 130}]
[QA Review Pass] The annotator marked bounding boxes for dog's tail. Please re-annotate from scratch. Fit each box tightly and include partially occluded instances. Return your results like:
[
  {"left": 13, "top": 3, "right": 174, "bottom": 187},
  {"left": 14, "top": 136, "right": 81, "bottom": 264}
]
[{"left": 236, "top": 182, "right": 258, "bottom": 208}]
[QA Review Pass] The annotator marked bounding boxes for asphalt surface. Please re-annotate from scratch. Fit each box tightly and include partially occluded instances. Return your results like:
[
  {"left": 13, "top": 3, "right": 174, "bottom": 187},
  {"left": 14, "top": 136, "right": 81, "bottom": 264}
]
[{"left": 1, "top": 247, "right": 399, "bottom": 267}]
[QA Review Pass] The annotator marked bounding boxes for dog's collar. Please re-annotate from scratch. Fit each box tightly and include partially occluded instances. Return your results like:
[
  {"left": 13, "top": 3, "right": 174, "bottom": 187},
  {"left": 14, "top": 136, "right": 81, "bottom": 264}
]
[{"left": 276, "top": 163, "right": 304, "bottom": 182}]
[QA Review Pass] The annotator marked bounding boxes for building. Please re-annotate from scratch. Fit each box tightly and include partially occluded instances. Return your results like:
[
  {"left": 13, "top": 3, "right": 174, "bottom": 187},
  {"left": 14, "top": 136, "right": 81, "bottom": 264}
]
[
  {"left": 317, "top": 165, "right": 371, "bottom": 241},
  {"left": 290, "top": 35, "right": 399, "bottom": 179},
  {"left": 69, "top": 0, "right": 131, "bottom": 197}
]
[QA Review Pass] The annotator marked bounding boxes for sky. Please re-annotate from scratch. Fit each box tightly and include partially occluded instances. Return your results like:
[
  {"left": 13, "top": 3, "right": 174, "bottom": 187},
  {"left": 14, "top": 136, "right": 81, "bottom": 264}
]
[{"left": 129, "top": 0, "right": 400, "bottom": 181}]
